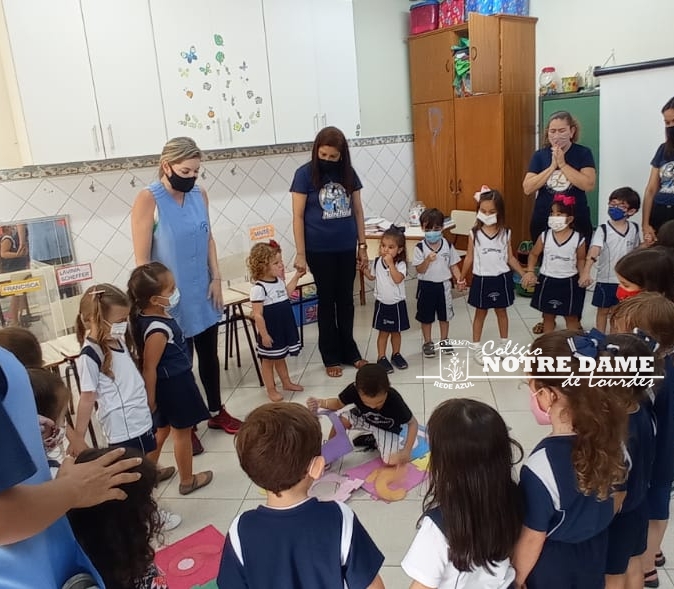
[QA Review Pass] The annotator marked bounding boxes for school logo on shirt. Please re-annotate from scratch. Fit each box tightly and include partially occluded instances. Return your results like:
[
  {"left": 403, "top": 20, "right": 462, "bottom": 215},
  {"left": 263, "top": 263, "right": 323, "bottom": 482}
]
[
  {"left": 661, "top": 162, "right": 674, "bottom": 194},
  {"left": 546, "top": 169, "right": 571, "bottom": 193},
  {"left": 319, "top": 182, "right": 352, "bottom": 220}
]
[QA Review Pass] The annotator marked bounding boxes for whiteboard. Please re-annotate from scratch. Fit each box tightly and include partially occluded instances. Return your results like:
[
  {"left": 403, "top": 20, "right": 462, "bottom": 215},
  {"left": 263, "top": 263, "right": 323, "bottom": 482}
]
[{"left": 598, "top": 65, "right": 674, "bottom": 227}]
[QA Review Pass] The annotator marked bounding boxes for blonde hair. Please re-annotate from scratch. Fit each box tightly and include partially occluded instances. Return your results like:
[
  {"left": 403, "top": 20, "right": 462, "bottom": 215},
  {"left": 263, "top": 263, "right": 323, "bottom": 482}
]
[
  {"left": 247, "top": 242, "right": 281, "bottom": 282},
  {"left": 158, "top": 137, "right": 203, "bottom": 178},
  {"left": 77, "top": 284, "right": 133, "bottom": 378}
]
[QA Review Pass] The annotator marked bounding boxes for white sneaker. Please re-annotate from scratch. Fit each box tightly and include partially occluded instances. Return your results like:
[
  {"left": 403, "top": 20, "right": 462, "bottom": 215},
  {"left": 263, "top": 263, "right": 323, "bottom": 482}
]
[
  {"left": 471, "top": 343, "right": 484, "bottom": 365},
  {"left": 159, "top": 508, "right": 182, "bottom": 531}
]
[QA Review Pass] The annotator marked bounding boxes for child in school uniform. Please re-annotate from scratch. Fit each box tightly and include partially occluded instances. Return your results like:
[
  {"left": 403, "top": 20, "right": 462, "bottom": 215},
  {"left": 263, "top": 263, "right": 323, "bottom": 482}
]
[
  {"left": 610, "top": 293, "right": 674, "bottom": 588},
  {"left": 579, "top": 187, "right": 641, "bottom": 332},
  {"left": 413, "top": 208, "right": 463, "bottom": 357},
  {"left": 512, "top": 330, "right": 628, "bottom": 589},
  {"left": 362, "top": 226, "right": 410, "bottom": 373},
  {"left": 612, "top": 246, "right": 674, "bottom": 302},
  {"left": 458, "top": 189, "right": 525, "bottom": 364},
  {"left": 308, "top": 362, "right": 419, "bottom": 466},
  {"left": 128, "top": 262, "right": 213, "bottom": 496},
  {"left": 217, "top": 403, "right": 385, "bottom": 589},
  {"left": 522, "top": 195, "right": 586, "bottom": 333},
  {"left": 248, "top": 241, "right": 305, "bottom": 402}
]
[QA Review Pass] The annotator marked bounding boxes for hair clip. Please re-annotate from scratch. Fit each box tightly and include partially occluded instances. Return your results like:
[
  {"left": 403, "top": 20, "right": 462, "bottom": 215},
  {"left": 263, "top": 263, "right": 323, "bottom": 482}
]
[
  {"left": 631, "top": 328, "right": 660, "bottom": 353},
  {"left": 553, "top": 194, "right": 576, "bottom": 207},
  {"left": 389, "top": 224, "right": 406, "bottom": 234},
  {"left": 473, "top": 185, "right": 492, "bottom": 203},
  {"left": 567, "top": 329, "right": 605, "bottom": 359},
  {"left": 89, "top": 289, "right": 105, "bottom": 298},
  {"left": 269, "top": 239, "right": 280, "bottom": 249}
]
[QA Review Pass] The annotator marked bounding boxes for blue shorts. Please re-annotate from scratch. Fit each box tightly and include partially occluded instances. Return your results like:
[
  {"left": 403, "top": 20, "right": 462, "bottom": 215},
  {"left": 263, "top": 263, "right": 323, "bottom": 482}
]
[
  {"left": 153, "top": 370, "right": 210, "bottom": 430},
  {"left": 647, "top": 484, "right": 671, "bottom": 520},
  {"left": 415, "top": 280, "right": 454, "bottom": 324},
  {"left": 592, "top": 282, "right": 619, "bottom": 309},
  {"left": 108, "top": 428, "right": 157, "bottom": 455},
  {"left": 531, "top": 273, "right": 585, "bottom": 318},
  {"left": 468, "top": 272, "right": 514, "bottom": 309},
  {"left": 605, "top": 500, "right": 649, "bottom": 574},
  {"left": 373, "top": 300, "right": 410, "bottom": 332},
  {"left": 526, "top": 530, "right": 608, "bottom": 589}
]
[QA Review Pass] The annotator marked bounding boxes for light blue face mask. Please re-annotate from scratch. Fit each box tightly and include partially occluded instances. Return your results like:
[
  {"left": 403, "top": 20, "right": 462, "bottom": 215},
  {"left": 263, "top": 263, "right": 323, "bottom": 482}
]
[
  {"left": 424, "top": 230, "right": 442, "bottom": 243},
  {"left": 161, "top": 288, "right": 181, "bottom": 309}
]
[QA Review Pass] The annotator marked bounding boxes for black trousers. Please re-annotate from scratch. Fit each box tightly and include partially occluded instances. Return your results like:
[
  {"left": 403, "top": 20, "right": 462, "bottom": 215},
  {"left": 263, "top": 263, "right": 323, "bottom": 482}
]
[
  {"left": 306, "top": 250, "right": 363, "bottom": 367},
  {"left": 186, "top": 323, "right": 221, "bottom": 413},
  {"left": 649, "top": 203, "right": 674, "bottom": 233}
]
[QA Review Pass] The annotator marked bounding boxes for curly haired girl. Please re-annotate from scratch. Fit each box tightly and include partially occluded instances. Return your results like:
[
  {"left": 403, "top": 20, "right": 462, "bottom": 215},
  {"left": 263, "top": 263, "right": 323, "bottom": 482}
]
[
  {"left": 513, "top": 330, "right": 628, "bottom": 589},
  {"left": 248, "top": 241, "right": 306, "bottom": 402}
]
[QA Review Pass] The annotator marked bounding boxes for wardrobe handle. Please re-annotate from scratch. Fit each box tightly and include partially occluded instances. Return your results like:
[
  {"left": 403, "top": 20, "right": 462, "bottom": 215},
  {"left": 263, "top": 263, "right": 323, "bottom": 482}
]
[
  {"left": 107, "top": 125, "right": 115, "bottom": 152},
  {"left": 445, "top": 59, "right": 452, "bottom": 72},
  {"left": 91, "top": 126, "right": 100, "bottom": 154},
  {"left": 470, "top": 46, "right": 477, "bottom": 61},
  {"left": 457, "top": 179, "right": 463, "bottom": 194},
  {"left": 449, "top": 178, "right": 455, "bottom": 194}
]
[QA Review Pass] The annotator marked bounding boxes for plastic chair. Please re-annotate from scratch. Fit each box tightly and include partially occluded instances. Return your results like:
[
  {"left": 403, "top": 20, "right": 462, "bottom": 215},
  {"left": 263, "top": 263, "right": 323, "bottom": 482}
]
[
  {"left": 319, "top": 410, "right": 353, "bottom": 464},
  {"left": 448, "top": 210, "right": 476, "bottom": 257}
]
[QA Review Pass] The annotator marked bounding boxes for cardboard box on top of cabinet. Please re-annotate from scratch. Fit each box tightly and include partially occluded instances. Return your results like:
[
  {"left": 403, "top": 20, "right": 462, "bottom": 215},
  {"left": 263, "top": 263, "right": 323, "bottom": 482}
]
[{"left": 439, "top": 0, "right": 466, "bottom": 26}]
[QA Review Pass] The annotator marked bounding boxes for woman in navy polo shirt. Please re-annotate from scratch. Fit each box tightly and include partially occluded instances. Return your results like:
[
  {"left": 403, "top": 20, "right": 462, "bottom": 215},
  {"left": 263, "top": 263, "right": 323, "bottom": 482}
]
[
  {"left": 643, "top": 97, "right": 674, "bottom": 244},
  {"left": 291, "top": 127, "right": 368, "bottom": 378}
]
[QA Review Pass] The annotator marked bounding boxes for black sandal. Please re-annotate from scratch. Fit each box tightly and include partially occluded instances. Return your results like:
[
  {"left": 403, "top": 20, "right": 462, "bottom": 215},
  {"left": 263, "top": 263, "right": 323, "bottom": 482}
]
[
  {"left": 644, "top": 569, "right": 660, "bottom": 588},
  {"left": 655, "top": 551, "right": 666, "bottom": 567}
]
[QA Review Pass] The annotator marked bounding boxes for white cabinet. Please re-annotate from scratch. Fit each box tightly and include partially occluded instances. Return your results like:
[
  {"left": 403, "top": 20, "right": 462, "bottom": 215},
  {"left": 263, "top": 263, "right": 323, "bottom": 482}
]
[
  {"left": 2, "top": 0, "right": 167, "bottom": 164},
  {"left": 151, "top": 0, "right": 275, "bottom": 150},
  {"left": 264, "top": 0, "right": 361, "bottom": 143}
]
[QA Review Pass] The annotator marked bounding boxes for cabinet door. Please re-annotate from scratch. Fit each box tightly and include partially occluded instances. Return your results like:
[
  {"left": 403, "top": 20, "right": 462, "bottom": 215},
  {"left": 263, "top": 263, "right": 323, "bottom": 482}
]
[
  {"left": 313, "top": 0, "right": 361, "bottom": 138},
  {"left": 408, "top": 30, "right": 455, "bottom": 104},
  {"left": 411, "top": 101, "right": 456, "bottom": 213},
  {"left": 3, "top": 0, "right": 102, "bottom": 163},
  {"left": 81, "top": 0, "right": 167, "bottom": 158},
  {"left": 454, "top": 95, "right": 504, "bottom": 210},
  {"left": 210, "top": 0, "right": 275, "bottom": 148},
  {"left": 264, "top": 0, "right": 319, "bottom": 144},
  {"left": 467, "top": 13, "right": 500, "bottom": 95}
]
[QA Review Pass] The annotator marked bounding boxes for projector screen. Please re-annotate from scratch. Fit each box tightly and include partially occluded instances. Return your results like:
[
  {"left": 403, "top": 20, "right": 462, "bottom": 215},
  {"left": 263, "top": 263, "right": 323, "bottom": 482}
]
[{"left": 598, "top": 64, "right": 674, "bottom": 228}]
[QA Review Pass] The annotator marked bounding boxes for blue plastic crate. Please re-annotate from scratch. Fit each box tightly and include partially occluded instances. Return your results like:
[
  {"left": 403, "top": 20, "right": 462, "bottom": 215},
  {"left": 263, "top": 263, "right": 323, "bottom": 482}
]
[{"left": 292, "top": 300, "right": 319, "bottom": 326}]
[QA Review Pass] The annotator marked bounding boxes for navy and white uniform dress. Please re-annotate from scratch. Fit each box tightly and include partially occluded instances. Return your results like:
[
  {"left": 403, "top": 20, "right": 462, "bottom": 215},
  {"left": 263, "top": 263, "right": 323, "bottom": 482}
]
[
  {"left": 467, "top": 228, "right": 515, "bottom": 309},
  {"left": 531, "top": 230, "right": 585, "bottom": 317},
  {"left": 136, "top": 314, "right": 209, "bottom": 430},
  {"left": 590, "top": 221, "right": 640, "bottom": 309},
  {"left": 413, "top": 238, "right": 461, "bottom": 323},
  {"left": 372, "top": 256, "right": 409, "bottom": 332},
  {"left": 648, "top": 355, "right": 674, "bottom": 520},
  {"left": 250, "top": 278, "right": 301, "bottom": 360},
  {"left": 519, "top": 435, "right": 615, "bottom": 589},
  {"left": 605, "top": 401, "right": 656, "bottom": 574},
  {"left": 218, "top": 498, "right": 384, "bottom": 589}
]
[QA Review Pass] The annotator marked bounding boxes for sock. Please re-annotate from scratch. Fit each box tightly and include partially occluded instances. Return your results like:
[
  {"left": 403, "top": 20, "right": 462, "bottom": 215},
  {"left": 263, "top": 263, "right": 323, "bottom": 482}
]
[{"left": 472, "top": 341, "right": 481, "bottom": 351}]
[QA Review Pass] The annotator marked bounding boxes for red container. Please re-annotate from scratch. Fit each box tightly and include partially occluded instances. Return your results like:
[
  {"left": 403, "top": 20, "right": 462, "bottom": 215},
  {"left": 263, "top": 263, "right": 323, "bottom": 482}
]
[
  {"left": 410, "top": 0, "right": 440, "bottom": 35},
  {"left": 439, "top": 0, "right": 466, "bottom": 26}
]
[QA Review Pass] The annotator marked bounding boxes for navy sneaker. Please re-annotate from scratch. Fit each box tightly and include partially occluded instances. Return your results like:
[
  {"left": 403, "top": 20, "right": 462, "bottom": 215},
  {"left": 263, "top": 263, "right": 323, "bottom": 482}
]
[
  {"left": 391, "top": 353, "right": 408, "bottom": 369},
  {"left": 377, "top": 356, "right": 394, "bottom": 374}
]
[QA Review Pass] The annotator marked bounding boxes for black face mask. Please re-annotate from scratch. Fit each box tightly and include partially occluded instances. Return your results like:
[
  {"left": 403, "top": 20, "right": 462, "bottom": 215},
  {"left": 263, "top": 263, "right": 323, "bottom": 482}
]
[
  {"left": 167, "top": 167, "right": 196, "bottom": 193},
  {"left": 318, "top": 159, "right": 342, "bottom": 175},
  {"left": 667, "top": 126, "right": 674, "bottom": 143}
]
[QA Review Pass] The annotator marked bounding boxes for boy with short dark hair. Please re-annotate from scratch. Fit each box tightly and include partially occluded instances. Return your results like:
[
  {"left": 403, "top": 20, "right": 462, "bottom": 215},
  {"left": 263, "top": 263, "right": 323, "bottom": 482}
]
[
  {"left": 217, "top": 403, "right": 384, "bottom": 589},
  {"left": 308, "top": 362, "right": 419, "bottom": 465},
  {"left": 579, "top": 186, "right": 641, "bottom": 332},
  {"left": 413, "top": 207, "right": 463, "bottom": 357}
]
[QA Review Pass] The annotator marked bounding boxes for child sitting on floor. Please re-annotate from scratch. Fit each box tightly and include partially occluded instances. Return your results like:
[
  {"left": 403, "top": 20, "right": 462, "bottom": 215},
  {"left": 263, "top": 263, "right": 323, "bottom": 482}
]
[
  {"left": 218, "top": 403, "right": 384, "bottom": 589},
  {"left": 308, "top": 362, "right": 419, "bottom": 466}
]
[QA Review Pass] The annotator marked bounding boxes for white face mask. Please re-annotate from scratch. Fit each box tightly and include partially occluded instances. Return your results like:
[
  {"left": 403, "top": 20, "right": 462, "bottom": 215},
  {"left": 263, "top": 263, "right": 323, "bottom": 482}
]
[
  {"left": 476, "top": 211, "right": 498, "bottom": 226},
  {"left": 159, "top": 288, "right": 181, "bottom": 310},
  {"left": 108, "top": 321, "right": 128, "bottom": 338},
  {"left": 548, "top": 216, "right": 568, "bottom": 232}
]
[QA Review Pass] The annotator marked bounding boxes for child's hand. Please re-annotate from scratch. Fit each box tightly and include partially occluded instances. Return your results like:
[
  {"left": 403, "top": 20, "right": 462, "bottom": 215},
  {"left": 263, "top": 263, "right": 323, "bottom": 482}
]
[
  {"left": 261, "top": 333, "right": 273, "bottom": 348},
  {"left": 67, "top": 437, "right": 90, "bottom": 459},
  {"left": 426, "top": 252, "right": 437, "bottom": 262},
  {"left": 521, "top": 272, "right": 537, "bottom": 289},
  {"left": 383, "top": 253, "right": 394, "bottom": 267},
  {"left": 388, "top": 449, "right": 411, "bottom": 466},
  {"left": 456, "top": 278, "right": 467, "bottom": 291},
  {"left": 578, "top": 273, "right": 592, "bottom": 288},
  {"left": 307, "top": 397, "right": 320, "bottom": 413},
  {"left": 296, "top": 266, "right": 307, "bottom": 278}
]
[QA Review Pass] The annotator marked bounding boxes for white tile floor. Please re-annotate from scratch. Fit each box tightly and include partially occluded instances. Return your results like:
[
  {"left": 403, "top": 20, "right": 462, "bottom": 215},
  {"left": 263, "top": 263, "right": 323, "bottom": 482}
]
[{"left": 156, "top": 283, "right": 674, "bottom": 589}]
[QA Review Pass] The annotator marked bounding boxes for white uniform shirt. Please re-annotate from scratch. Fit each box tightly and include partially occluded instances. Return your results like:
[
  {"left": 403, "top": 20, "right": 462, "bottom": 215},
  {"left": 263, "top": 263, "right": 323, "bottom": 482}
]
[
  {"left": 373, "top": 257, "right": 407, "bottom": 304},
  {"left": 402, "top": 515, "right": 516, "bottom": 589},
  {"left": 250, "top": 278, "right": 289, "bottom": 305},
  {"left": 413, "top": 238, "right": 461, "bottom": 283},
  {"left": 75, "top": 339, "right": 152, "bottom": 444},
  {"left": 470, "top": 228, "right": 510, "bottom": 277},
  {"left": 539, "top": 230, "right": 584, "bottom": 279},
  {"left": 590, "top": 221, "right": 640, "bottom": 284}
]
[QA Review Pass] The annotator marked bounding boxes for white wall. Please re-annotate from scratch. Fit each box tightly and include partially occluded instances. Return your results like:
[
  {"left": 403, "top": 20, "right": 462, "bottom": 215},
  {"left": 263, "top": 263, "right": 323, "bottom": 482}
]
[
  {"left": 530, "top": 0, "right": 674, "bottom": 81},
  {"left": 353, "top": 0, "right": 412, "bottom": 137}
]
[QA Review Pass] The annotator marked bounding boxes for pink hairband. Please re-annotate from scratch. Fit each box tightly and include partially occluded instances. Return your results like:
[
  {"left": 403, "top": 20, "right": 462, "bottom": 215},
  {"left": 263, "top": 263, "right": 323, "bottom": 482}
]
[{"left": 473, "top": 185, "right": 492, "bottom": 203}]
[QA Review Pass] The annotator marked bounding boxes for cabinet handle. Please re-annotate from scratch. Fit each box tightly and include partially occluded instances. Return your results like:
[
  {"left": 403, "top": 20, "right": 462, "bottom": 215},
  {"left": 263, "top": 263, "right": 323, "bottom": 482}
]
[
  {"left": 107, "top": 125, "right": 115, "bottom": 152},
  {"left": 457, "top": 179, "right": 463, "bottom": 194},
  {"left": 217, "top": 119, "right": 223, "bottom": 144},
  {"left": 470, "top": 46, "right": 477, "bottom": 61},
  {"left": 321, "top": 113, "right": 327, "bottom": 127},
  {"left": 445, "top": 59, "right": 452, "bottom": 72},
  {"left": 91, "top": 126, "right": 100, "bottom": 154},
  {"left": 449, "top": 178, "right": 455, "bottom": 194},
  {"left": 227, "top": 118, "right": 233, "bottom": 143},
  {"left": 313, "top": 114, "right": 319, "bottom": 133}
]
